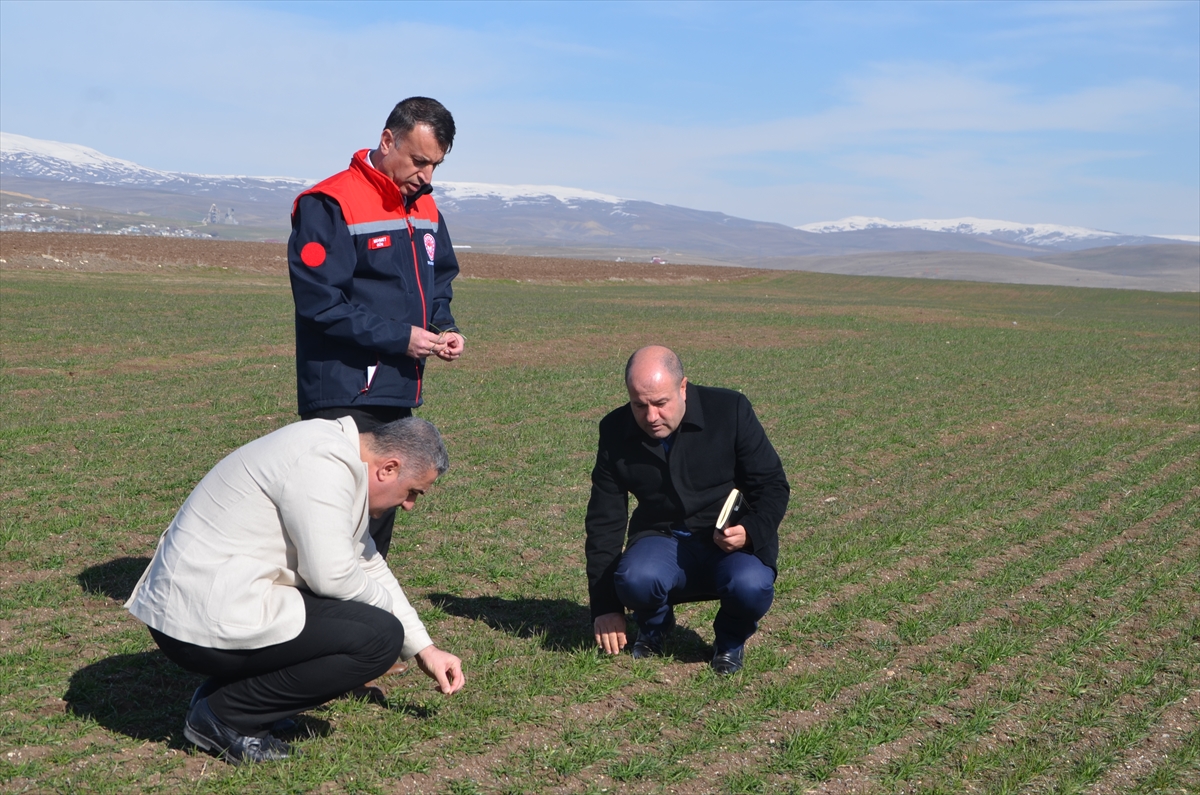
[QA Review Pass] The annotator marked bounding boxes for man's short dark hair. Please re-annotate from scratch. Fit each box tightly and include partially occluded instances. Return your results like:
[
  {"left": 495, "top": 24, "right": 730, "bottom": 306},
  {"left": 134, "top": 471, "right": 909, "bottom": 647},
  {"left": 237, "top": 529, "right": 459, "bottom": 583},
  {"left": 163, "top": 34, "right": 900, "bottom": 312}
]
[
  {"left": 365, "top": 417, "right": 450, "bottom": 476},
  {"left": 385, "top": 97, "right": 456, "bottom": 154},
  {"left": 625, "top": 347, "right": 685, "bottom": 386}
]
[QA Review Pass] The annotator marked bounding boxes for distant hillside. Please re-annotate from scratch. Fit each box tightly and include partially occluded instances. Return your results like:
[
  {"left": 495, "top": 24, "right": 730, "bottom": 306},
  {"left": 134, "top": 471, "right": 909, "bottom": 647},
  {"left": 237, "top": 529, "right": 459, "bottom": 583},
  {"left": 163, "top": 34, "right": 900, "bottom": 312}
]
[
  {"left": 2, "top": 131, "right": 1196, "bottom": 290},
  {"left": 747, "top": 249, "right": 1199, "bottom": 292},
  {"left": 1033, "top": 245, "right": 1200, "bottom": 277},
  {"left": 796, "top": 215, "right": 1191, "bottom": 251}
]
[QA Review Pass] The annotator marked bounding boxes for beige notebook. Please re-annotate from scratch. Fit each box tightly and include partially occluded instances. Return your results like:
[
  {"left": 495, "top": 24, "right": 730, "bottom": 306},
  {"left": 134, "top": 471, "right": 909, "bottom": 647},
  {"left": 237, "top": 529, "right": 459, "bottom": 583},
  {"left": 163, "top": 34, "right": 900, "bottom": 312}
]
[{"left": 716, "top": 488, "right": 744, "bottom": 530}]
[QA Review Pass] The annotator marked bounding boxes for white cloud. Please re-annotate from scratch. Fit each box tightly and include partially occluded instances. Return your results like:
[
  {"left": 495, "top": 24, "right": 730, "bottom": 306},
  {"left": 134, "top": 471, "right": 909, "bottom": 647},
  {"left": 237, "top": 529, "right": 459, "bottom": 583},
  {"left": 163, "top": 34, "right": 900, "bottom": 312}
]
[
  {"left": 1, "top": 0, "right": 1196, "bottom": 236},
  {"left": 741, "top": 68, "right": 1193, "bottom": 152}
]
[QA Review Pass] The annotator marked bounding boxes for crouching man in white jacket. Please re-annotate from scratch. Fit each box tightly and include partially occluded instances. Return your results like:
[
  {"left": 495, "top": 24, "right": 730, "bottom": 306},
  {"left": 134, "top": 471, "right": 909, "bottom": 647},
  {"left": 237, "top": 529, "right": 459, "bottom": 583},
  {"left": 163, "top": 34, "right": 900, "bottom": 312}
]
[{"left": 125, "top": 416, "right": 463, "bottom": 764}]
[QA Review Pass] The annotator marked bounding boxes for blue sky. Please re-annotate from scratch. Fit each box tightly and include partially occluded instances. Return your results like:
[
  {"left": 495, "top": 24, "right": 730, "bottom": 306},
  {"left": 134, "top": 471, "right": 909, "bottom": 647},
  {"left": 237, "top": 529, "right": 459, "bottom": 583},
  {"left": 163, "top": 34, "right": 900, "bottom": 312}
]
[{"left": 1, "top": 0, "right": 1197, "bottom": 234}]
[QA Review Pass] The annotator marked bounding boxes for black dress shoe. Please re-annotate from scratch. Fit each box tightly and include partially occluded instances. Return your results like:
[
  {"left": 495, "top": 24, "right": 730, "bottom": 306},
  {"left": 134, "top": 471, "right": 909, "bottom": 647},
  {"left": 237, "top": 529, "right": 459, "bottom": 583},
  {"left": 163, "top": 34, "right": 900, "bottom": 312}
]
[
  {"left": 630, "top": 612, "right": 675, "bottom": 659},
  {"left": 630, "top": 631, "right": 665, "bottom": 659},
  {"left": 184, "top": 696, "right": 294, "bottom": 764},
  {"left": 269, "top": 716, "right": 299, "bottom": 735},
  {"left": 190, "top": 682, "right": 298, "bottom": 734},
  {"left": 711, "top": 646, "right": 744, "bottom": 674}
]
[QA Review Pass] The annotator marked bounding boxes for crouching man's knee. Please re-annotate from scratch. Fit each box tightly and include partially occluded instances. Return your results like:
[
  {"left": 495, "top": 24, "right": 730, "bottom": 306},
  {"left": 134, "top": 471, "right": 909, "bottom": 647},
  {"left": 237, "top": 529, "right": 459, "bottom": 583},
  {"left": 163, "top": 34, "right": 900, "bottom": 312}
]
[
  {"left": 614, "top": 563, "right": 672, "bottom": 610},
  {"left": 343, "top": 606, "right": 405, "bottom": 682},
  {"left": 719, "top": 559, "right": 776, "bottom": 618}
]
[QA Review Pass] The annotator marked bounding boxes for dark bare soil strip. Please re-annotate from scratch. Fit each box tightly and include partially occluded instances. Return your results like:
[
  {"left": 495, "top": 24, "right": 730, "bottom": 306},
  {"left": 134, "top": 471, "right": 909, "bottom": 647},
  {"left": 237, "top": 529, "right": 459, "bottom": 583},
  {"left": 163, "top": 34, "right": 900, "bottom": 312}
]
[
  {"left": 1, "top": 231, "right": 767, "bottom": 283},
  {"left": 769, "top": 431, "right": 1198, "bottom": 657},
  {"left": 389, "top": 431, "right": 1198, "bottom": 792},
  {"left": 640, "top": 572, "right": 1197, "bottom": 795},
  {"left": 450, "top": 427, "right": 1200, "bottom": 792},
  {"left": 777, "top": 423, "right": 1193, "bottom": 630},
  {"left": 770, "top": 524, "right": 1192, "bottom": 794},
  {"left": 808, "top": 516, "right": 1200, "bottom": 794},
  {"left": 626, "top": 478, "right": 1198, "bottom": 794},
  {"left": 1083, "top": 695, "right": 1199, "bottom": 795},
  {"left": 0, "top": 231, "right": 288, "bottom": 273},
  {"left": 446, "top": 477, "right": 1196, "bottom": 794}
]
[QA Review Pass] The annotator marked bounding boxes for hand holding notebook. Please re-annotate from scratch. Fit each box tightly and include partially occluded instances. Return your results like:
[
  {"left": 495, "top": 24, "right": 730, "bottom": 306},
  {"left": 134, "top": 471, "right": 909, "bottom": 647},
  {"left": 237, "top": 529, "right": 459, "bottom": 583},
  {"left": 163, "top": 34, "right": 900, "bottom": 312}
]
[{"left": 714, "top": 488, "right": 746, "bottom": 552}]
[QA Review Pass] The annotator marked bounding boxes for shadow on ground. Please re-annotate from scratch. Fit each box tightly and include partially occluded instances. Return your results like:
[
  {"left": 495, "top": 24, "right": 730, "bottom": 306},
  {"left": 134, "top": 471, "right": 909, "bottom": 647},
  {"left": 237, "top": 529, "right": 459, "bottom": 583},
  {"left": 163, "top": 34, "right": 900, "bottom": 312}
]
[
  {"left": 429, "top": 593, "right": 594, "bottom": 651},
  {"left": 64, "top": 651, "right": 202, "bottom": 747},
  {"left": 66, "top": 652, "right": 336, "bottom": 745},
  {"left": 77, "top": 556, "right": 152, "bottom": 602},
  {"left": 427, "top": 593, "right": 710, "bottom": 661}
]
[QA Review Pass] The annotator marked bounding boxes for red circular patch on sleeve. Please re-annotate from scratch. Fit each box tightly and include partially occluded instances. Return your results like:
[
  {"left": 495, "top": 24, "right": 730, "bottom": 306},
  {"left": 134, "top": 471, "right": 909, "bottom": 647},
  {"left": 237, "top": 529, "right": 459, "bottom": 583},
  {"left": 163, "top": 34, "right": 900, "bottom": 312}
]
[{"left": 300, "top": 241, "right": 327, "bottom": 267}]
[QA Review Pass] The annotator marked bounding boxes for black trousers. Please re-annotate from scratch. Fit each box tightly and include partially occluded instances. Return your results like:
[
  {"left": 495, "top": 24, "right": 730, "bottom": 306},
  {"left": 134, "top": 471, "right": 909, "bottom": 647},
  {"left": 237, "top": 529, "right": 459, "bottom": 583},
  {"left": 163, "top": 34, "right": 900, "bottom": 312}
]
[
  {"left": 300, "top": 405, "right": 413, "bottom": 558},
  {"left": 151, "top": 591, "right": 404, "bottom": 736}
]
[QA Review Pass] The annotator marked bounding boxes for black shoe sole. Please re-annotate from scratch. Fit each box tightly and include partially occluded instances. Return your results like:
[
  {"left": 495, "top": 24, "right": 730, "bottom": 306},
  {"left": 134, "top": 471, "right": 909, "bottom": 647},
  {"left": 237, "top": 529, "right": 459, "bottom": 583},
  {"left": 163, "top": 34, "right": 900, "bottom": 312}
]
[{"left": 184, "top": 723, "right": 222, "bottom": 756}]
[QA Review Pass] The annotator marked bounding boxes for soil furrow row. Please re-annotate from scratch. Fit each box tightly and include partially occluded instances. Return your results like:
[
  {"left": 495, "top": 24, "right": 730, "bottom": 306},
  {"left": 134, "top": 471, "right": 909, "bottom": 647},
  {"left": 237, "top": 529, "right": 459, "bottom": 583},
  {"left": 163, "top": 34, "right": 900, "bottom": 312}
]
[
  {"left": 817, "top": 531, "right": 1200, "bottom": 794},
  {"left": 608, "top": 492, "right": 1198, "bottom": 795}
]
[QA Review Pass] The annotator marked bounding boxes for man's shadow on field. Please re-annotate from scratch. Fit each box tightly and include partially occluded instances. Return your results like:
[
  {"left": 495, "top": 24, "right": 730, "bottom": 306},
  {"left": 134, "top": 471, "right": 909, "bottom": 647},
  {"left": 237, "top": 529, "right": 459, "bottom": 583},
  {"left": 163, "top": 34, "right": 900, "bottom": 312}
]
[
  {"left": 67, "top": 559, "right": 335, "bottom": 745},
  {"left": 68, "top": 558, "right": 214, "bottom": 744},
  {"left": 63, "top": 653, "right": 333, "bottom": 746},
  {"left": 77, "top": 556, "right": 153, "bottom": 603},
  {"left": 428, "top": 593, "right": 710, "bottom": 662}
]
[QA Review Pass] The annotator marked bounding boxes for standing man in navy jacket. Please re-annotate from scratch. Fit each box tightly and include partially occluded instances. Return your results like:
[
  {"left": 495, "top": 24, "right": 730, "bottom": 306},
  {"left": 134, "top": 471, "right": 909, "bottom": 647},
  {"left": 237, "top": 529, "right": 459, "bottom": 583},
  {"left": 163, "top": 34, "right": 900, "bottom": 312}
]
[
  {"left": 586, "top": 346, "right": 790, "bottom": 674},
  {"left": 289, "top": 97, "right": 465, "bottom": 559}
]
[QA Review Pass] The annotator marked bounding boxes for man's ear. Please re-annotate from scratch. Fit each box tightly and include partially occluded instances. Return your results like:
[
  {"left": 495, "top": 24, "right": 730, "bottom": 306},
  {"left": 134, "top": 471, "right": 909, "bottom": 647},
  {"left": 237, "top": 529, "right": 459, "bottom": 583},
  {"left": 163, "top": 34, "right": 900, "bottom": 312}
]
[
  {"left": 679, "top": 376, "right": 688, "bottom": 397},
  {"left": 378, "top": 457, "right": 404, "bottom": 481},
  {"left": 378, "top": 127, "right": 395, "bottom": 155}
]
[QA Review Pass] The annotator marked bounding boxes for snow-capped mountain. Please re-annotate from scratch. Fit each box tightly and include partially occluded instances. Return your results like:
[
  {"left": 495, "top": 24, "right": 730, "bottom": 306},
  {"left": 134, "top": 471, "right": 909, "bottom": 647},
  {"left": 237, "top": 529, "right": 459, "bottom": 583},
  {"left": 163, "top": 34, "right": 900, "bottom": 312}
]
[
  {"left": 436, "top": 181, "right": 625, "bottom": 207},
  {"left": 3, "top": 132, "right": 1196, "bottom": 264},
  {"left": 798, "top": 216, "right": 1195, "bottom": 248},
  {"left": 0, "top": 132, "right": 311, "bottom": 201}
]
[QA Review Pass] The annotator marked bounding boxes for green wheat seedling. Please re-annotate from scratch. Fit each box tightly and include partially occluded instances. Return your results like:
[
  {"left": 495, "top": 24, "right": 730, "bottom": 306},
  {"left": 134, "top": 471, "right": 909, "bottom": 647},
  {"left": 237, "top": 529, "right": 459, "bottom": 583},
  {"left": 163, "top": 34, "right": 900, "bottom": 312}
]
[{"left": 1, "top": 266, "right": 1196, "bottom": 794}]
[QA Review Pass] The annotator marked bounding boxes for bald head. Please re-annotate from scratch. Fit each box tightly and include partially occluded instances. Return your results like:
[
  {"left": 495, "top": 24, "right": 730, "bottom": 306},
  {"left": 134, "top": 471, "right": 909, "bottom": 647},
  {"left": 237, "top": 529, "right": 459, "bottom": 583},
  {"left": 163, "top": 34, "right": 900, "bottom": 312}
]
[
  {"left": 625, "top": 345, "right": 684, "bottom": 389},
  {"left": 625, "top": 346, "right": 688, "bottom": 439}
]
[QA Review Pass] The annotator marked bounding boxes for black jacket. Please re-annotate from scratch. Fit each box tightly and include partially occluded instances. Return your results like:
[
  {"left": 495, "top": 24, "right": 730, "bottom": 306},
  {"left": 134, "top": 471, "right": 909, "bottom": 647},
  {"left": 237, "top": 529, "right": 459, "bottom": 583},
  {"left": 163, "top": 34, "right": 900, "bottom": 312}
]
[{"left": 584, "top": 383, "right": 790, "bottom": 618}]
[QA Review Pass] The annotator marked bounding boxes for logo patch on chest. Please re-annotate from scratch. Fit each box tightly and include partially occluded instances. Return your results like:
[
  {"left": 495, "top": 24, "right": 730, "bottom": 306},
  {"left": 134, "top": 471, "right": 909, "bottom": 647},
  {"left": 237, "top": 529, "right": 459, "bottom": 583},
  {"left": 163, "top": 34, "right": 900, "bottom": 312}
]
[
  {"left": 424, "top": 233, "right": 436, "bottom": 262},
  {"left": 367, "top": 235, "right": 391, "bottom": 250}
]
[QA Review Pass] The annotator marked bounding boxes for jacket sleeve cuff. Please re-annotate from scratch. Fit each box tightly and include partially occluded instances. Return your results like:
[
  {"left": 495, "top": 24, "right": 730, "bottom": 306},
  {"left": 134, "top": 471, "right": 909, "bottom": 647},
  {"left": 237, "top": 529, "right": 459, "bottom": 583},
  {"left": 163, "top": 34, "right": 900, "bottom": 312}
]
[
  {"left": 741, "top": 514, "right": 768, "bottom": 554},
  {"left": 589, "top": 588, "right": 624, "bottom": 620},
  {"left": 400, "top": 626, "right": 434, "bottom": 660}
]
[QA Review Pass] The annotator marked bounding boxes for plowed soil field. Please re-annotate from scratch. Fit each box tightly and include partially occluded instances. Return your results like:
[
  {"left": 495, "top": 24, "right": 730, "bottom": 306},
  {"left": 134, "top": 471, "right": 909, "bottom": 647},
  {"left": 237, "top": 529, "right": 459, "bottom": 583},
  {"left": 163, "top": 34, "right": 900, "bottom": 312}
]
[{"left": 0, "top": 231, "right": 765, "bottom": 282}]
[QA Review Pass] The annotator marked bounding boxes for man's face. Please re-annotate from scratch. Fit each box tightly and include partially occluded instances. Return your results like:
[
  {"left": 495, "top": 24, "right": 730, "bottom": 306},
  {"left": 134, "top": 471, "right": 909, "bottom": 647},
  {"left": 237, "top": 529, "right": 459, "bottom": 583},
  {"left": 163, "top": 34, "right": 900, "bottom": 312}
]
[
  {"left": 376, "top": 123, "right": 445, "bottom": 198},
  {"left": 627, "top": 375, "right": 688, "bottom": 439},
  {"left": 369, "top": 464, "right": 439, "bottom": 517}
]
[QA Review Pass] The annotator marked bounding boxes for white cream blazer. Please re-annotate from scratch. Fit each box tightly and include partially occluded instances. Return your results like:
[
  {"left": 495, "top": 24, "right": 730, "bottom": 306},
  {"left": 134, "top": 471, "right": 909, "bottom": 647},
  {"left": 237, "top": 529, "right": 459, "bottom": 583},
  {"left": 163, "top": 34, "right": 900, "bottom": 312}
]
[{"left": 125, "top": 417, "right": 432, "bottom": 658}]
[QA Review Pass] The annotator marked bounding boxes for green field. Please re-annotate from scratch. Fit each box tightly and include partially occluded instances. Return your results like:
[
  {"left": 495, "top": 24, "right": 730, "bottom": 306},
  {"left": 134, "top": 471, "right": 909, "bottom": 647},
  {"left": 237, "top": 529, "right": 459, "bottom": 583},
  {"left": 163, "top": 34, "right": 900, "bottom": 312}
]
[{"left": 1, "top": 266, "right": 1197, "bottom": 794}]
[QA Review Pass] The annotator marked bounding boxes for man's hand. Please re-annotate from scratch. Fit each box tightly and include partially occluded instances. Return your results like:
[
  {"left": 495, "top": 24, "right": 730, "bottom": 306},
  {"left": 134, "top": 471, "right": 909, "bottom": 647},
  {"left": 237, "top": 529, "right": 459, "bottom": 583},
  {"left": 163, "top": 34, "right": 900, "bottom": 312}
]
[
  {"left": 407, "top": 327, "right": 462, "bottom": 360},
  {"left": 714, "top": 524, "right": 748, "bottom": 552},
  {"left": 434, "top": 331, "right": 464, "bottom": 361},
  {"left": 414, "top": 644, "right": 465, "bottom": 694},
  {"left": 594, "top": 612, "right": 628, "bottom": 654}
]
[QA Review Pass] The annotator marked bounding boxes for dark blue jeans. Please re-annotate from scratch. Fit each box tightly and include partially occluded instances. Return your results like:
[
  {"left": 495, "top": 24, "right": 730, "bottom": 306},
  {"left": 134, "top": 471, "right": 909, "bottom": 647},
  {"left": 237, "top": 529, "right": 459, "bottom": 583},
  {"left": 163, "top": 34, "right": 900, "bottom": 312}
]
[{"left": 614, "top": 533, "right": 775, "bottom": 653}]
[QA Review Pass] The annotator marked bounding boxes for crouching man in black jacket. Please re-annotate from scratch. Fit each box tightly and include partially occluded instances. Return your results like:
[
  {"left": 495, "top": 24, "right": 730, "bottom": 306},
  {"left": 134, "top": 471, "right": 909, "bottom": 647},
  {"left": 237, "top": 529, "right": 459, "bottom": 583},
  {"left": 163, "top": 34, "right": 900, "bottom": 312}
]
[{"left": 585, "top": 346, "right": 790, "bottom": 674}]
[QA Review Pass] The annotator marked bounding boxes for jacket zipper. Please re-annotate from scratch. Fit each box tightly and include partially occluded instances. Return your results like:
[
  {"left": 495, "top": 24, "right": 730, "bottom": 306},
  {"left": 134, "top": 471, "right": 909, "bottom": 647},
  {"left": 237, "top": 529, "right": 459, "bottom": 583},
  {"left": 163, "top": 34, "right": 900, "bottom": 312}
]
[{"left": 406, "top": 213, "right": 428, "bottom": 403}]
